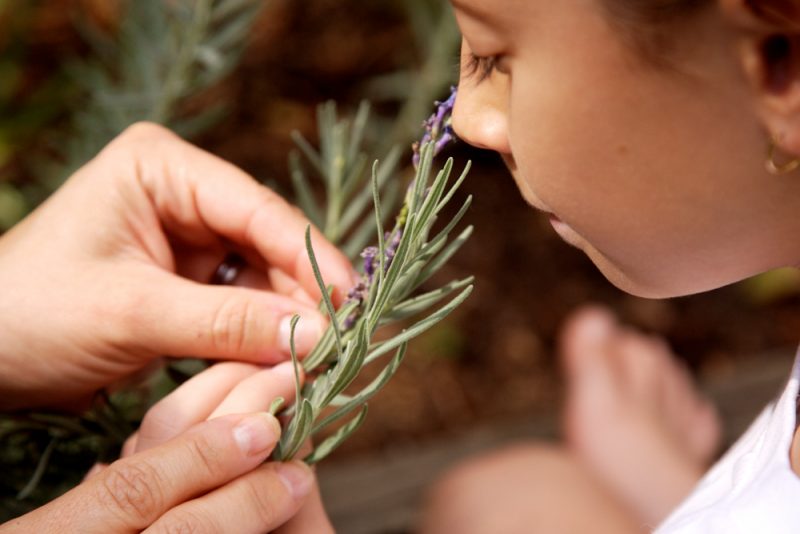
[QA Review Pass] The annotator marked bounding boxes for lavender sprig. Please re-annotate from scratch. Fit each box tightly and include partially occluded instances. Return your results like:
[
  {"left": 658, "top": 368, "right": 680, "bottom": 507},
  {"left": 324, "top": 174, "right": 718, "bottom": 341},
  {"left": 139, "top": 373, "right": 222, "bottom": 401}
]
[{"left": 278, "top": 97, "right": 473, "bottom": 464}]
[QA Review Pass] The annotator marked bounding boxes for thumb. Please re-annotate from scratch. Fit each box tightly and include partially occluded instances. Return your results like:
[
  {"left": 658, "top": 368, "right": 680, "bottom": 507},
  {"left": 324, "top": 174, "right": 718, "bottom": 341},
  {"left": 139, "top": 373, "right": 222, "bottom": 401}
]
[
  {"left": 122, "top": 272, "right": 327, "bottom": 364},
  {"left": 6, "top": 413, "right": 281, "bottom": 533}
]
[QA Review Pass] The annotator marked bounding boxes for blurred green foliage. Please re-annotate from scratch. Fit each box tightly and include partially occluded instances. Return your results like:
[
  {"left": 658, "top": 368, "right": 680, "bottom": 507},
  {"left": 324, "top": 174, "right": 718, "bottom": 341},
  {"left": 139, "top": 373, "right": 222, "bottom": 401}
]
[
  {"left": 55, "top": 0, "right": 264, "bottom": 180},
  {"left": 0, "top": 0, "right": 265, "bottom": 230}
]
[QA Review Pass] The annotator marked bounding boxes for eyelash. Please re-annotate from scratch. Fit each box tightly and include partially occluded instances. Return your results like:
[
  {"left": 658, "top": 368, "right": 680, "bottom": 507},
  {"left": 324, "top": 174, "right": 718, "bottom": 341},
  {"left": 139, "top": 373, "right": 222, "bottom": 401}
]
[{"left": 464, "top": 52, "right": 500, "bottom": 82}]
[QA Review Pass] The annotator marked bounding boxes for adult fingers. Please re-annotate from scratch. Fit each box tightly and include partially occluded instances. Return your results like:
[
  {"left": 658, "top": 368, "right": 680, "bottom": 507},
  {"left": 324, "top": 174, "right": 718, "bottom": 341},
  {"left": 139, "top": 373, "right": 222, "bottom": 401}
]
[
  {"left": 105, "top": 123, "right": 355, "bottom": 303},
  {"left": 136, "top": 362, "right": 298, "bottom": 453},
  {"left": 123, "top": 271, "right": 326, "bottom": 363},
  {"left": 122, "top": 433, "right": 138, "bottom": 457},
  {"left": 266, "top": 267, "right": 318, "bottom": 306},
  {"left": 15, "top": 413, "right": 281, "bottom": 533},
  {"left": 134, "top": 363, "right": 261, "bottom": 452},
  {"left": 208, "top": 361, "right": 302, "bottom": 419},
  {"left": 83, "top": 463, "right": 108, "bottom": 481},
  {"left": 143, "top": 461, "right": 314, "bottom": 534}
]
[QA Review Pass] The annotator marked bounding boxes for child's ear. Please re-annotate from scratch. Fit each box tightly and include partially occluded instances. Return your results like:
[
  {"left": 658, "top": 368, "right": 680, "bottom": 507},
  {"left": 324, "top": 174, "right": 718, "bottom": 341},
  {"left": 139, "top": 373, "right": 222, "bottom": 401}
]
[{"left": 720, "top": 0, "right": 800, "bottom": 154}]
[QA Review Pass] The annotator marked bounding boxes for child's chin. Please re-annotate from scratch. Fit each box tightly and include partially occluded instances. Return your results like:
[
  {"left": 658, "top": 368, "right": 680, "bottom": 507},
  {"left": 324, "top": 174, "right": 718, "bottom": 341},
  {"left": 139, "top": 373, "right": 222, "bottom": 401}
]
[
  {"left": 584, "top": 250, "right": 687, "bottom": 300},
  {"left": 599, "top": 264, "right": 731, "bottom": 300}
]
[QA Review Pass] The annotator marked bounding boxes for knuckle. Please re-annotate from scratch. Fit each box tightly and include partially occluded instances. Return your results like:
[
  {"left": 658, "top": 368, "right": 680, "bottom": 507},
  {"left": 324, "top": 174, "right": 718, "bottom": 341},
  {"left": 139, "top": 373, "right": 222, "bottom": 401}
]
[
  {"left": 102, "top": 122, "right": 181, "bottom": 169},
  {"left": 139, "top": 403, "right": 181, "bottom": 445},
  {"left": 156, "top": 509, "right": 216, "bottom": 534},
  {"left": 121, "top": 121, "right": 175, "bottom": 142},
  {"left": 96, "top": 460, "right": 165, "bottom": 526},
  {"left": 210, "top": 294, "right": 260, "bottom": 357},
  {"left": 185, "top": 432, "right": 227, "bottom": 481},
  {"left": 244, "top": 193, "right": 281, "bottom": 242},
  {"left": 241, "top": 476, "right": 280, "bottom": 528},
  {"left": 102, "top": 287, "right": 155, "bottom": 352}
]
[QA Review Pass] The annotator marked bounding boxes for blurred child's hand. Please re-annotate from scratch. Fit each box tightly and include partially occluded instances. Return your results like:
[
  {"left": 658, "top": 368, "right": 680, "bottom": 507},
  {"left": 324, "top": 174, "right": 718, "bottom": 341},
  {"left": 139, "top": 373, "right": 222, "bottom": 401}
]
[{"left": 0, "top": 122, "right": 354, "bottom": 410}]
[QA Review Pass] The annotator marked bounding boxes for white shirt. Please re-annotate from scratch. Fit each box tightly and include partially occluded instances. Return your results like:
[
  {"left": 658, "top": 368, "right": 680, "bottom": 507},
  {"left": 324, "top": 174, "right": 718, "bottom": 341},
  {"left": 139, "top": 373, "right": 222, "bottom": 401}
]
[{"left": 656, "top": 348, "right": 800, "bottom": 533}]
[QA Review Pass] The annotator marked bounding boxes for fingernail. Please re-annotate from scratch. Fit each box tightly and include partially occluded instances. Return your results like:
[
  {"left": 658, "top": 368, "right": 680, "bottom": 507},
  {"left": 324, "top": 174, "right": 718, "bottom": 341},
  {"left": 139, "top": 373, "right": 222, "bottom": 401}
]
[
  {"left": 273, "top": 361, "right": 302, "bottom": 381},
  {"left": 275, "top": 461, "right": 314, "bottom": 499},
  {"left": 279, "top": 314, "right": 323, "bottom": 355},
  {"left": 578, "top": 309, "right": 615, "bottom": 344},
  {"left": 233, "top": 413, "right": 281, "bottom": 456}
]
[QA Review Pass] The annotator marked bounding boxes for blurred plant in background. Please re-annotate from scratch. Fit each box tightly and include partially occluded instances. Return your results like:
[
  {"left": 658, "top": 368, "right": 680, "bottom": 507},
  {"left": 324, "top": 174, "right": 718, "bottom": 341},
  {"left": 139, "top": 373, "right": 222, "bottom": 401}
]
[
  {"left": 50, "top": 0, "right": 264, "bottom": 182},
  {"left": 0, "top": 0, "right": 462, "bottom": 520}
]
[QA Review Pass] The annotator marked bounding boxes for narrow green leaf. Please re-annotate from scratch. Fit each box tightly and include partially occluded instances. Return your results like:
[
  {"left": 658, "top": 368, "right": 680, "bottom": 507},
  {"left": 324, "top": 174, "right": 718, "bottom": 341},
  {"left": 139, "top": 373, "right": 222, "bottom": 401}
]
[
  {"left": 426, "top": 195, "right": 472, "bottom": 253},
  {"left": 289, "top": 151, "right": 323, "bottom": 227},
  {"left": 327, "top": 122, "right": 347, "bottom": 190},
  {"left": 404, "top": 194, "right": 471, "bottom": 282},
  {"left": 415, "top": 225, "right": 473, "bottom": 288},
  {"left": 338, "top": 152, "right": 395, "bottom": 235},
  {"left": 347, "top": 100, "right": 370, "bottom": 164},
  {"left": 291, "top": 131, "right": 324, "bottom": 177},
  {"left": 383, "top": 277, "right": 474, "bottom": 323},
  {"left": 269, "top": 397, "right": 285, "bottom": 415},
  {"left": 338, "top": 152, "right": 368, "bottom": 205},
  {"left": 386, "top": 256, "right": 429, "bottom": 306},
  {"left": 411, "top": 158, "right": 453, "bottom": 242},
  {"left": 372, "top": 160, "right": 386, "bottom": 297},
  {"left": 366, "top": 285, "right": 473, "bottom": 364},
  {"left": 17, "top": 437, "right": 58, "bottom": 500},
  {"left": 341, "top": 179, "right": 401, "bottom": 260},
  {"left": 321, "top": 322, "right": 370, "bottom": 406},
  {"left": 205, "top": 3, "right": 261, "bottom": 52},
  {"left": 376, "top": 146, "right": 402, "bottom": 185},
  {"left": 329, "top": 394, "right": 354, "bottom": 407},
  {"left": 280, "top": 398, "right": 314, "bottom": 460},
  {"left": 305, "top": 227, "right": 343, "bottom": 357},
  {"left": 313, "top": 343, "right": 406, "bottom": 433},
  {"left": 318, "top": 102, "right": 337, "bottom": 170},
  {"left": 288, "top": 315, "right": 303, "bottom": 413},
  {"left": 304, "top": 405, "right": 368, "bottom": 465},
  {"left": 435, "top": 160, "right": 471, "bottom": 215},
  {"left": 212, "top": 0, "right": 256, "bottom": 23},
  {"left": 368, "top": 211, "right": 418, "bottom": 324},
  {"left": 409, "top": 143, "right": 434, "bottom": 216},
  {"left": 303, "top": 300, "right": 359, "bottom": 372}
]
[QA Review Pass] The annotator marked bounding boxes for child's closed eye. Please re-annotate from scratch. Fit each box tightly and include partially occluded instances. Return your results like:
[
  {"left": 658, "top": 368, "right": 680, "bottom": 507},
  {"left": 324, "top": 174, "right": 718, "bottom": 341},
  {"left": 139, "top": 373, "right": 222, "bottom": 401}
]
[{"left": 464, "top": 52, "right": 500, "bottom": 82}]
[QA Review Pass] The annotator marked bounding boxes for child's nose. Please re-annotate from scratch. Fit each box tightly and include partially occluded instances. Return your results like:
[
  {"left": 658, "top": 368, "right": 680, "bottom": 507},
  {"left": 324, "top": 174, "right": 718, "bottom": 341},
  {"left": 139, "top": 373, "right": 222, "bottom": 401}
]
[{"left": 452, "top": 84, "right": 511, "bottom": 155}]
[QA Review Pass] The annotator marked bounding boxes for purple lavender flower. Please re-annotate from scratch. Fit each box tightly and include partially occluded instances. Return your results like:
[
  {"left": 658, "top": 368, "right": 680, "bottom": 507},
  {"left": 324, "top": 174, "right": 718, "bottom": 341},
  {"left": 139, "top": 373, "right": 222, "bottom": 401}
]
[
  {"left": 361, "top": 246, "right": 379, "bottom": 279},
  {"left": 384, "top": 229, "right": 403, "bottom": 269},
  {"left": 347, "top": 280, "right": 367, "bottom": 302},
  {"left": 342, "top": 228, "right": 406, "bottom": 330},
  {"left": 412, "top": 86, "right": 458, "bottom": 168},
  {"left": 343, "top": 309, "right": 360, "bottom": 330}
]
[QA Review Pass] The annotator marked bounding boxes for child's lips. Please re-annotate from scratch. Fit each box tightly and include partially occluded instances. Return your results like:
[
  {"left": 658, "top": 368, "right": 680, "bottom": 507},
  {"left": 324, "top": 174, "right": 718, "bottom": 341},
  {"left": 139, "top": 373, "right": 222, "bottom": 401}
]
[{"left": 549, "top": 214, "right": 582, "bottom": 248}]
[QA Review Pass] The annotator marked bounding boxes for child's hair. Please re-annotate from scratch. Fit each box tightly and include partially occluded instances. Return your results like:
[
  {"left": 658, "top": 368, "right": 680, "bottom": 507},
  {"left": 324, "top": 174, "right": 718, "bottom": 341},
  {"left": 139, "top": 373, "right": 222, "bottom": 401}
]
[{"left": 604, "top": 0, "right": 712, "bottom": 65}]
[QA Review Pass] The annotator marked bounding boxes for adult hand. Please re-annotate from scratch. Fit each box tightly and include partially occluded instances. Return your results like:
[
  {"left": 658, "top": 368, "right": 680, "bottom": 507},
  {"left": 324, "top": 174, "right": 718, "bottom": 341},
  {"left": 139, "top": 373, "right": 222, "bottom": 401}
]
[
  {"left": 0, "top": 122, "right": 354, "bottom": 410},
  {"left": 0, "top": 411, "right": 313, "bottom": 533},
  {"left": 100, "top": 361, "right": 333, "bottom": 533}
]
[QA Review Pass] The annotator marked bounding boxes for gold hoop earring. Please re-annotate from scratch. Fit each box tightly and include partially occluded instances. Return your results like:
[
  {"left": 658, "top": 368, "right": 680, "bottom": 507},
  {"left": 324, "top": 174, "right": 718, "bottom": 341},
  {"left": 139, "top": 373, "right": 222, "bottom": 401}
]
[{"left": 766, "top": 137, "right": 800, "bottom": 175}]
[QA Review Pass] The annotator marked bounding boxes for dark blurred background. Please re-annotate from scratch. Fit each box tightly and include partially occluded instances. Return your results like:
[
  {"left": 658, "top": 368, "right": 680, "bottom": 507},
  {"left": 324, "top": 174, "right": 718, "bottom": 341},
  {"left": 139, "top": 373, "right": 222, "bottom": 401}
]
[{"left": 2, "top": 0, "right": 800, "bottom": 530}]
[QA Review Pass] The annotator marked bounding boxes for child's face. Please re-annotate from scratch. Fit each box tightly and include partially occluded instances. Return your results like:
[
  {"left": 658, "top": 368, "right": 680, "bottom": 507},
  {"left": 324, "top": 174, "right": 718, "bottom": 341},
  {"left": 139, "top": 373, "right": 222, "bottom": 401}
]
[{"left": 450, "top": 0, "right": 800, "bottom": 298}]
